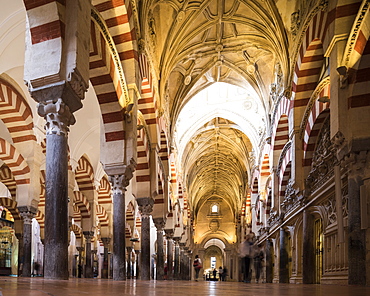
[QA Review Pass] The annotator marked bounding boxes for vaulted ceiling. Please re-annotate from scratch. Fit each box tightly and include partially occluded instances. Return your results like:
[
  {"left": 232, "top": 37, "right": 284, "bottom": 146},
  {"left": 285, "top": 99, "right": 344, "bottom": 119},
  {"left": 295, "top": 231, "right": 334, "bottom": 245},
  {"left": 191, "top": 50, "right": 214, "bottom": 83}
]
[{"left": 138, "top": 0, "right": 295, "bottom": 234}]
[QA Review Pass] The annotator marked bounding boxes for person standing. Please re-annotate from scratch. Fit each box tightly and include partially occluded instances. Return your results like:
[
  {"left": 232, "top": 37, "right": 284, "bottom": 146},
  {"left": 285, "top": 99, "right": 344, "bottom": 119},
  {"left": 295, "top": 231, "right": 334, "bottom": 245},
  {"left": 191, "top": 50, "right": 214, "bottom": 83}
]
[
  {"left": 239, "top": 233, "right": 255, "bottom": 282},
  {"left": 218, "top": 266, "right": 223, "bottom": 281},
  {"left": 254, "top": 244, "right": 264, "bottom": 283},
  {"left": 193, "top": 255, "right": 202, "bottom": 281}
]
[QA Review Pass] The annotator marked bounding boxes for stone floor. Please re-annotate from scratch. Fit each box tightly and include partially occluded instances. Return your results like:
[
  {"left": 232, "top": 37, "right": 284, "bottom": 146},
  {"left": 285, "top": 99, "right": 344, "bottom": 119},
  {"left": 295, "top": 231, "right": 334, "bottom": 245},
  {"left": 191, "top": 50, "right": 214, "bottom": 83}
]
[{"left": 0, "top": 277, "right": 370, "bottom": 296}]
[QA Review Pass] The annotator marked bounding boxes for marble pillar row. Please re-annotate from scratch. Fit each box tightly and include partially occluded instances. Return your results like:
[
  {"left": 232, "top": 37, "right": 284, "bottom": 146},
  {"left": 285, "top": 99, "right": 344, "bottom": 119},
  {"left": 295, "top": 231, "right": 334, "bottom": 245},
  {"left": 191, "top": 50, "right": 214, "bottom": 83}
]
[
  {"left": 135, "top": 250, "right": 141, "bottom": 279},
  {"left": 344, "top": 151, "right": 368, "bottom": 285},
  {"left": 165, "top": 230, "right": 174, "bottom": 280},
  {"left": 173, "top": 237, "right": 180, "bottom": 280},
  {"left": 38, "top": 99, "right": 75, "bottom": 280},
  {"left": 109, "top": 175, "right": 128, "bottom": 281},
  {"left": 101, "top": 238, "right": 110, "bottom": 279},
  {"left": 126, "top": 246, "right": 133, "bottom": 279},
  {"left": 83, "top": 231, "right": 94, "bottom": 278},
  {"left": 15, "top": 233, "right": 23, "bottom": 276},
  {"left": 19, "top": 210, "right": 35, "bottom": 277},
  {"left": 137, "top": 197, "right": 154, "bottom": 280},
  {"left": 302, "top": 210, "right": 315, "bottom": 284},
  {"left": 265, "top": 239, "right": 273, "bottom": 283},
  {"left": 76, "top": 247, "right": 84, "bottom": 278},
  {"left": 153, "top": 218, "right": 165, "bottom": 280},
  {"left": 279, "top": 227, "right": 289, "bottom": 283}
]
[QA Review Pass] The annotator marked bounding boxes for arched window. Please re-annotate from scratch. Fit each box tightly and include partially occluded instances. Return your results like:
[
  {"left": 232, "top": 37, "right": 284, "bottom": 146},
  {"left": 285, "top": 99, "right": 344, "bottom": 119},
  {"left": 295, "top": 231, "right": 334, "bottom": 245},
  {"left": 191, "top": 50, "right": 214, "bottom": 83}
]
[{"left": 211, "top": 204, "right": 218, "bottom": 213}]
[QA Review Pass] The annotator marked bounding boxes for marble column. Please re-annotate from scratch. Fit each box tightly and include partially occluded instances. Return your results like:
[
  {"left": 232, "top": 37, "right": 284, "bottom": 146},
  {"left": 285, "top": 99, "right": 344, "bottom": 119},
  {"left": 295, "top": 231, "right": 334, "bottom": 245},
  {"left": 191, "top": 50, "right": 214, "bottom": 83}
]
[
  {"left": 83, "top": 231, "right": 94, "bottom": 278},
  {"left": 279, "top": 227, "right": 289, "bottom": 283},
  {"left": 38, "top": 99, "right": 75, "bottom": 280},
  {"left": 109, "top": 175, "right": 128, "bottom": 281},
  {"left": 137, "top": 197, "right": 154, "bottom": 280},
  {"left": 344, "top": 151, "right": 368, "bottom": 285},
  {"left": 173, "top": 237, "right": 180, "bottom": 280},
  {"left": 165, "top": 229, "right": 174, "bottom": 280},
  {"left": 18, "top": 210, "right": 35, "bottom": 277},
  {"left": 153, "top": 218, "right": 165, "bottom": 280},
  {"left": 265, "top": 239, "right": 273, "bottom": 283},
  {"left": 101, "top": 238, "right": 110, "bottom": 279},
  {"left": 302, "top": 210, "right": 315, "bottom": 284},
  {"left": 15, "top": 233, "right": 23, "bottom": 276},
  {"left": 126, "top": 246, "right": 133, "bottom": 279},
  {"left": 76, "top": 246, "right": 84, "bottom": 278},
  {"left": 135, "top": 250, "right": 141, "bottom": 278}
]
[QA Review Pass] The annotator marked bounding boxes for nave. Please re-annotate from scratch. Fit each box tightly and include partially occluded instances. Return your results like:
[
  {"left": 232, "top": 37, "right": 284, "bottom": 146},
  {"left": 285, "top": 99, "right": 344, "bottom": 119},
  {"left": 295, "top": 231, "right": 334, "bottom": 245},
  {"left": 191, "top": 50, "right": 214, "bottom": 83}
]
[{"left": 1, "top": 277, "right": 370, "bottom": 296}]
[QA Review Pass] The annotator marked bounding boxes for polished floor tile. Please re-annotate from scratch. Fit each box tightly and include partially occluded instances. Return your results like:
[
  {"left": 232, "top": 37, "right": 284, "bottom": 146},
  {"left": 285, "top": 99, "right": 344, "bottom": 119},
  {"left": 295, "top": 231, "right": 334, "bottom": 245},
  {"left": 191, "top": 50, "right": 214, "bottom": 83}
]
[{"left": 0, "top": 277, "right": 369, "bottom": 296}]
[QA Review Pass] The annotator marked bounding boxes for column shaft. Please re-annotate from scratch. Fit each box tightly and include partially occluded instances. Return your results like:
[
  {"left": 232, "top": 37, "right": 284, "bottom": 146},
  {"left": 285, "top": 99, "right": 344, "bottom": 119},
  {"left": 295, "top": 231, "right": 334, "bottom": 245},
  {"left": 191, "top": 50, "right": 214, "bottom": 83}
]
[
  {"left": 44, "top": 133, "right": 69, "bottom": 279},
  {"left": 141, "top": 216, "right": 151, "bottom": 280},
  {"left": 279, "top": 228, "right": 289, "bottom": 283},
  {"left": 302, "top": 210, "right": 315, "bottom": 283},
  {"left": 156, "top": 229, "right": 164, "bottom": 280},
  {"left": 166, "top": 237, "right": 173, "bottom": 280}
]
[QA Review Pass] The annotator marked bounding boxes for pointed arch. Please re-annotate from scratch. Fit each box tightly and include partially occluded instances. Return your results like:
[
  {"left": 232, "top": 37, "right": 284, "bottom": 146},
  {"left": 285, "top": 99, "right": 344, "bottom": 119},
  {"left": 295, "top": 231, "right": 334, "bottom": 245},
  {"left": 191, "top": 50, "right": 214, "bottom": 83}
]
[
  {"left": 73, "top": 191, "right": 91, "bottom": 219},
  {"left": 0, "top": 197, "right": 20, "bottom": 220},
  {"left": 98, "top": 175, "right": 112, "bottom": 204},
  {"left": 75, "top": 155, "right": 95, "bottom": 192},
  {"left": 96, "top": 204, "right": 109, "bottom": 227},
  {"left": 70, "top": 223, "right": 82, "bottom": 239},
  {"left": 0, "top": 138, "right": 30, "bottom": 185}
]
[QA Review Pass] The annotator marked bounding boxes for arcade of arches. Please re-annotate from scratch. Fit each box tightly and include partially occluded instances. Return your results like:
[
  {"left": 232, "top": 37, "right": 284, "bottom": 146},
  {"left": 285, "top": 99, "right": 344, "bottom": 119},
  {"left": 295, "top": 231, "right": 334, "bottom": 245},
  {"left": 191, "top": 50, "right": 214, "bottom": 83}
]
[{"left": 0, "top": 0, "right": 370, "bottom": 287}]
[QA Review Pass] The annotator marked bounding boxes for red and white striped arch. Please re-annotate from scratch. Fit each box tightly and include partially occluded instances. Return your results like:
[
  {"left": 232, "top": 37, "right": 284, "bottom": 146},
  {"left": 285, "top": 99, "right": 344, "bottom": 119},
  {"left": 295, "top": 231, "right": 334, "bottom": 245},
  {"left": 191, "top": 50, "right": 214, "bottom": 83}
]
[
  {"left": 0, "top": 165, "right": 16, "bottom": 199},
  {"left": 75, "top": 155, "right": 95, "bottom": 192},
  {"left": 0, "top": 78, "right": 35, "bottom": 144},
  {"left": 0, "top": 139, "right": 30, "bottom": 185},
  {"left": 98, "top": 175, "right": 112, "bottom": 204},
  {"left": 0, "top": 197, "right": 20, "bottom": 221},
  {"left": 23, "top": 1, "right": 65, "bottom": 45},
  {"left": 73, "top": 204, "right": 82, "bottom": 223},
  {"left": 279, "top": 162, "right": 292, "bottom": 200},
  {"left": 89, "top": 19, "right": 126, "bottom": 143},
  {"left": 348, "top": 38, "right": 370, "bottom": 109},
  {"left": 38, "top": 170, "right": 45, "bottom": 208},
  {"left": 260, "top": 154, "right": 270, "bottom": 178},
  {"left": 70, "top": 223, "right": 82, "bottom": 240},
  {"left": 292, "top": 9, "right": 328, "bottom": 101},
  {"left": 35, "top": 210, "right": 45, "bottom": 229},
  {"left": 136, "top": 127, "right": 150, "bottom": 197},
  {"left": 154, "top": 174, "right": 164, "bottom": 205},
  {"left": 96, "top": 204, "right": 109, "bottom": 227},
  {"left": 93, "top": 0, "right": 138, "bottom": 72},
  {"left": 73, "top": 191, "right": 91, "bottom": 219}
]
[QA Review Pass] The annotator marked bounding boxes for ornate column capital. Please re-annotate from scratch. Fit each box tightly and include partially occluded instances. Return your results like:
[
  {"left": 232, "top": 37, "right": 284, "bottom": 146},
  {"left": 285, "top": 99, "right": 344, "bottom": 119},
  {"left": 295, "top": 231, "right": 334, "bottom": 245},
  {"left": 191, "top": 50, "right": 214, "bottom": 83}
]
[
  {"left": 341, "top": 150, "right": 368, "bottom": 179},
  {"left": 137, "top": 197, "right": 154, "bottom": 217},
  {"left": 37, "top": 98, "right": 76, "bottom": 136},
  {"left": 109, "top": 175, "right": 128, "bottom": 195},
  {"left": 153, "top": 217, "right": 166, "bottom": 230},
  {"left": 18, "top": 206, "right": 37, "bottom": 225},
  {"left": 83, "top": 231, "right": 94, "bottom": 241},
  {"left": 76, "top": 246, "right": 84, "bottom": 253},
  {"left": 101, "top": 237, "right": 111, "bottom": 246},
  {"left": 173, "top": 237, "right": 181, "bottom": 244},
  {"left": 164, "top": 229, "right": 174, "bottom": 239}
]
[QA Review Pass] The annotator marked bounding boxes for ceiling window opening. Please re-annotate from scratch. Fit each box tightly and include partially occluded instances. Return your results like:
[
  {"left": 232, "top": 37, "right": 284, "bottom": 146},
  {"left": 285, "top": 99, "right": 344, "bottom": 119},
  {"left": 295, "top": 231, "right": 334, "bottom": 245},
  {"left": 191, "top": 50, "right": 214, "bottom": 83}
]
[{"left": 211, "top": 204, "right": 218, "bottom": 213}]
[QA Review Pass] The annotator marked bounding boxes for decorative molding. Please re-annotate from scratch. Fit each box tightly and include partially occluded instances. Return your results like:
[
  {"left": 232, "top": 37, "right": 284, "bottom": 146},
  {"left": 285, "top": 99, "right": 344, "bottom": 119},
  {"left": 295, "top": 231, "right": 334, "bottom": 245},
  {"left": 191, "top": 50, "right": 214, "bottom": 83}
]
[{"left": 37, "top": 98, "right": 76, "bottom": 136}]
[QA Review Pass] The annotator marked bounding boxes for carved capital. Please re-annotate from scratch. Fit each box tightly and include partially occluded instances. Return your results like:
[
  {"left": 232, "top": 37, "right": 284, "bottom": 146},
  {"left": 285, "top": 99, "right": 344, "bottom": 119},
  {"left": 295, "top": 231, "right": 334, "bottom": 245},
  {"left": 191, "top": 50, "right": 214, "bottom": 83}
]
[
  {"left": 153, "top": 217, "right": 166, "bottom": 230},
  {"left": 109, "top": 175, "right": 127, "bottom": 195},
  {"left": 164, "top": 229, "right": 174, "bottom": 239},
  {"left": 101, "top": 237, "right": 111, "bottom": 246},
  {"left": 67, "top": 69, "right": 88, "bottom": 100},
  {"left": 341, "top": 151, "right": 368, "bottom": 179},
  {"left": 76, "top": 246, "right": 84, "bottom": 253},
  {"left": 19, "top": 211, "right": 35, "bottom": 225},
  {"left": 137, "top": 197, "right": 154, "bottom": 217},
  {"left": 83, "top": 231, "right": 94, "bottom": 241},
  {"left": 37, "top": 98, "right": 76, "bottom": 136}
]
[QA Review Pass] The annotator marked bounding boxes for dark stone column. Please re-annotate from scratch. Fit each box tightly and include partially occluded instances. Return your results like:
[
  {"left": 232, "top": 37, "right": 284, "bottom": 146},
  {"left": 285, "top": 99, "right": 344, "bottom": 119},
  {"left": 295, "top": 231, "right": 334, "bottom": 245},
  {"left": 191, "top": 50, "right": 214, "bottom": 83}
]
[
  {"left": 38, "top": 99, "right": 75, "bottom": 280},
  {"left": 153, "top": 218, "right": 165, "bottom": 280},
  {"left": 109, "top": 175, "right": 128, "bottom": 281},
  {"left": 135, "top": 250, "right": 141, "bottom": 278},
  {"left": 15, "top": 233, "right": 23, "bottom": 276},
  {"left": 179, "top": 243, "right": 186, "bottom": 280},
  {"left": 344, "top": 152, "right": 368, "bottom": 285},
  {"left": 302, "top": 210, "right": 315, "bottom": 284},
  {"left": 265, "top": 239, "right": 273, "bottom": 283},
  {"left": 18, "top": 210, "right": 35, "bottom": 277},
  {"left": 137, "top": 197, "right": 154, "bottom": 280},
  {"left": 165, "top": 229, "right": 174, "bottom": 280},
  {"left": 126, "top": 246, "right": 133, "bottom": 279},
  {"left": 83, "top": 231, "right": 94, "bottom": 278},
  {"left": 76, "top": 246, "right": 84, "bottom": 278},
  {"left": 101, "top": 237, "right": 110, "bottom": 279},
  {"left": 279, "top": 227, "right": 289, "bottom": 283},
  {"left": 173, "top": 237, "right": 180, "bottom": 280}
]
